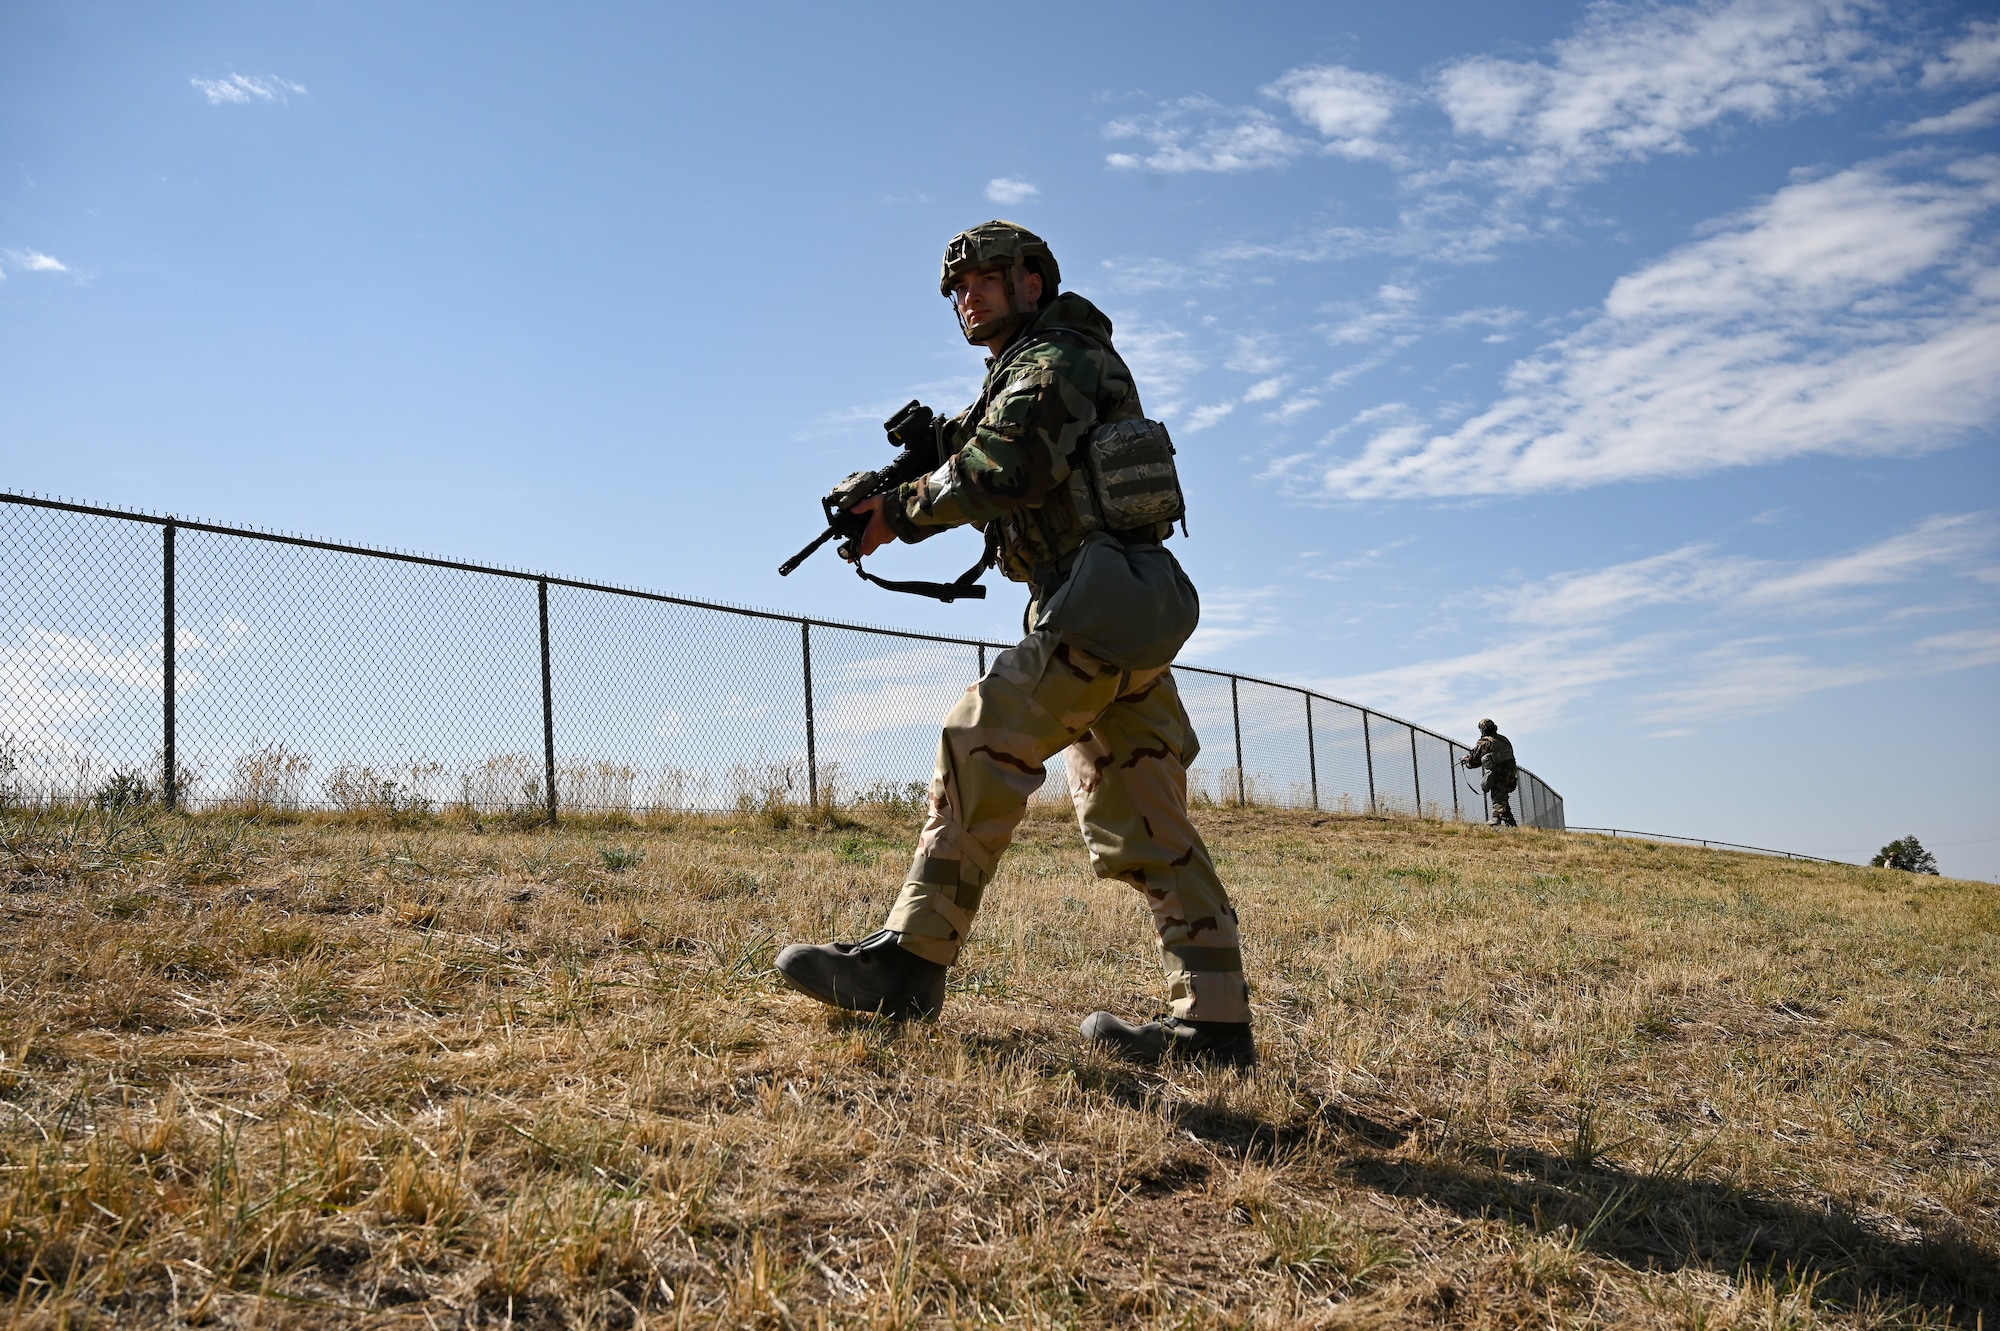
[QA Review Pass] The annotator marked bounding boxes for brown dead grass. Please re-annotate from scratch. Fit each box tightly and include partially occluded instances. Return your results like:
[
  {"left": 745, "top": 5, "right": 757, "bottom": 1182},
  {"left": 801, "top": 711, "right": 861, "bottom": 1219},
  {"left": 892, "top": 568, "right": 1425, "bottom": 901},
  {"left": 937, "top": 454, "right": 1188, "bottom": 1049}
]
[{"left": 0, "top": 800, "right": 1994, "bottom": 1328}]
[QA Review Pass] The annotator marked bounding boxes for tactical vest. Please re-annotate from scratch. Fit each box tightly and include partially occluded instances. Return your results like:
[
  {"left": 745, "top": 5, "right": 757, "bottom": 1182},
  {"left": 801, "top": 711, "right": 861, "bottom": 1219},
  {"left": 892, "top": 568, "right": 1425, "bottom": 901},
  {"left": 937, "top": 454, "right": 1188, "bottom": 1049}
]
[
  {"left": 976, "top": 327, "right": 1186, "bottom": 586},
  {"left": 1478, "top": 735, "right": 1518, "bottom": 790}
]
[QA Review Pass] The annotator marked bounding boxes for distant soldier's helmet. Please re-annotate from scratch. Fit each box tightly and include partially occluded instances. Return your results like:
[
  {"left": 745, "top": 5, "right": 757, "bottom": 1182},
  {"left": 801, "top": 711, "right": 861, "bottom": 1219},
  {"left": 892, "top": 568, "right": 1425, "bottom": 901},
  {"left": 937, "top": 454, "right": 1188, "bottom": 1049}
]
[
  {"left": 940, "top": 220, "right": 1060, "bottom": 345},
  {"left": 1477, "top": 718, "right": 1497, "bottom": 735}
]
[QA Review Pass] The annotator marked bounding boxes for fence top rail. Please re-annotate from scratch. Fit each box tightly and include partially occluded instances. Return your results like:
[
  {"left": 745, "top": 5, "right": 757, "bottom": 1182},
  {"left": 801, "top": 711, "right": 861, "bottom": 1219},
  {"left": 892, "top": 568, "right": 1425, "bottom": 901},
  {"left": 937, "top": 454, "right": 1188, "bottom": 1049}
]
[
  {"left": 1567, "top": 826, "right": 1845, "bottom": 865},
  {"left": 2, "top": 490, "right": 1000, "bottom": 649},
  {"left": 3, "top": 487, "right": 1561, "bottom": 804}
]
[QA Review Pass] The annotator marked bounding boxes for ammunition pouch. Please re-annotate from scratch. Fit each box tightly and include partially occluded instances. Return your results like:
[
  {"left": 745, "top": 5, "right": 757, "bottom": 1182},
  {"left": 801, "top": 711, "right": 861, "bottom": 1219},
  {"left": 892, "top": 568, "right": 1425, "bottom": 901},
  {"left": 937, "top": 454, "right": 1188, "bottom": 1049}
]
[{"left": 1082, "top": 418, "right": 1185, "bottom": 534}]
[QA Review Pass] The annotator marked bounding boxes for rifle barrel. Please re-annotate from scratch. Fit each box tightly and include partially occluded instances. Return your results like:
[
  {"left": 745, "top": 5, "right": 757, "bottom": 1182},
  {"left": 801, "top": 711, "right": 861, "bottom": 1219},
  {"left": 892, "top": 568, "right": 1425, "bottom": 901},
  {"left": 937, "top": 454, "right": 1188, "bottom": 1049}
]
[{"left": 778, "top": 526, "right": 841, "bottom": 577}]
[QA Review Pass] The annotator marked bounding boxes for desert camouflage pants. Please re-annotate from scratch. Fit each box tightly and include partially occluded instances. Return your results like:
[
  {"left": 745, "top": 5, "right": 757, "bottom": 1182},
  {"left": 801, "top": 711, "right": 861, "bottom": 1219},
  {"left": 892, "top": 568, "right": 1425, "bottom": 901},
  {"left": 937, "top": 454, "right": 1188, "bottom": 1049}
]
[{"left": 882, "top": 629, "right": 1250, "bottom": 1023}]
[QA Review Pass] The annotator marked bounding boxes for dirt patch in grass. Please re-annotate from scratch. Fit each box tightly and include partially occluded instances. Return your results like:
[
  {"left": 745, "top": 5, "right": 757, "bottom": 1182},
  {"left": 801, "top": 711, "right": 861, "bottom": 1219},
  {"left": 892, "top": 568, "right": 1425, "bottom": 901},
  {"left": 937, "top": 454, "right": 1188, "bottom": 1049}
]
[{"left": 0, "top": 802, "right": 1994, "bottom": 1327}]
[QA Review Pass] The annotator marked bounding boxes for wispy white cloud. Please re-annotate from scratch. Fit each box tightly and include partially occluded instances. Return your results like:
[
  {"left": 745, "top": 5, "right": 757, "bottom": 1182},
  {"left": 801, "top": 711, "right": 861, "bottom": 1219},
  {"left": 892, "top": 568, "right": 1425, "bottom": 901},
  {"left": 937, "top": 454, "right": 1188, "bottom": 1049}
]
[
  {"left": 1322, "top": 282, "right": 1424, "bottom": 346},
  {"left": 1091, "top": 4, "right": 1995, "bottom": 468},
  {"left": 1298, "top": 536, "right": 1416, "bottom": 580},
  {"left": 1376, "top": 511, "right": 2000, "bottom": 727},
  {"left": 1643, "top": 621, "right": 2000, "bottom": 723},
  {"left": 815, "top": 647, "right": 981, "bottom": 738},
  {"left": 1320, "top": 353, "right": 1398, "bottom": 393},
  {"left": 1899, "top": 91, "right": 2000, "bottom": 136},
  {"left": 1180, "top": 587, "right": 1287, "bottom": 660},
  {"left": 1641, "top": 639, "right": 1880, "bottom": 722},
  {"left": 1314, "top": 629, "right": 1667, "bottom": 734},
  {"left": 1183, "top": 402, "right": 1235, "bottom": 432},
  {"left": 0, "top": 621, "right": 246, "bottom": 758},
  {"left": 1444, "top": 305, "right": 1526, "bottom": 331},
  {"left": 0, "top": 249, "right": 69, "bottom": 278},
  {"left": 1920, "top": 17, "right": 2000, "bottom": 88},
  {"left": 1345, "top": 515, "right": 2000, "bottom": 732},
  {"left": 1223, "top": 335, "right": 1286, "bottom": 376},
  {"left": 1105, "top": 97, "right": 1306, "bottom": 173},
  {"left": 1101, "top": 65, "right": 1409, "bottom": 175},
  {"left": 1264, "top": 65, "right": 1407, "bottom": 161},
  {"left": 1912, "top": 625, "right": 2000, "bottom": 669},
  {"left": 191, "top": 73, "right": 306, "bottom": 106},
  {"left": 1430, "top": 0, "right": 1898, "bottom": 193},
  {"left": 1738, "top": 513, "right": 1999, "bottom": 605},
  {"left": 984, "top": 177, "right": 1039, "bottom": 205},
  {"left": 792, "top": 372, "right": 984, "bottom": 442},
  {"left": 1263, "top": 395, "right": 1321, "bottom": 424},
  {"left": 1491, "top": 544, "right": 1751, "bottom": 625},
  {"left": 1311, "top": 155, "right": 2000, "bottom": 497},
  {"left": 1116, "top": 322, "right": 1205, "bottom": 419},
  {"left": 1103, "top": 0, "right": 1908, "bottom": 199},
  {"left": 1490, "top": 514, "right": 1999, "bottom": 626}
]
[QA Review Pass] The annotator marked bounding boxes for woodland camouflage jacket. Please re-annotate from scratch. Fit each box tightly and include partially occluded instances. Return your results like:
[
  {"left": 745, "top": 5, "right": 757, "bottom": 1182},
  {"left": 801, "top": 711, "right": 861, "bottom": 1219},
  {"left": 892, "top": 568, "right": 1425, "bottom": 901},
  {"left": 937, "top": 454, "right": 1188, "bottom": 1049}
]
[
  {"left": 881, "top": 293, "right": 1161, "bottom": 585},
  {"left": 1464, "top": 733, "right": 1519, "bottom": 789}
]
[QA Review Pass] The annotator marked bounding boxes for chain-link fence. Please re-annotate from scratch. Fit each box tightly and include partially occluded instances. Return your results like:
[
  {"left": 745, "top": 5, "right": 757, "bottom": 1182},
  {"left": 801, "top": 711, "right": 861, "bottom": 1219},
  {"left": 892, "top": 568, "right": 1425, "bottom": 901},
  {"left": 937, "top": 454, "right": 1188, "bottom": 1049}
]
[
  {"left": 1567, "top": 827, "right": 1840, "bottom": 863},
  {"left": 0, "top": 493, "right": 1563, "bottom": 828}
]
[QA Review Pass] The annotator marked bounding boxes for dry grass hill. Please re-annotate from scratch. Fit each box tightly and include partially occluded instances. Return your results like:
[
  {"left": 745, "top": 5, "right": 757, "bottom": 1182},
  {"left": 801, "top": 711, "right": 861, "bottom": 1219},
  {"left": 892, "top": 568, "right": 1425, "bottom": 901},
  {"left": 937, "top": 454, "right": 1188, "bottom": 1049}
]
[{"left": 1, "top": 798, "right": 1994, "bottom": 1328}]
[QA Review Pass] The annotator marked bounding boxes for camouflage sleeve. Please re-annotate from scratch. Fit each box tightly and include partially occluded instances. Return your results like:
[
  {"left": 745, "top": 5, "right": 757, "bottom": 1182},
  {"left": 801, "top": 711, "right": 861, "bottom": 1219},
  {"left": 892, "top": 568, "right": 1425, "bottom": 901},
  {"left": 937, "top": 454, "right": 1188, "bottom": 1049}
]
[
  {"left": 884, "top": 345, "right": 1096, "bottom": 536},
  {"left": 879, "top": 408, "right": 976, "bottom": 545}
]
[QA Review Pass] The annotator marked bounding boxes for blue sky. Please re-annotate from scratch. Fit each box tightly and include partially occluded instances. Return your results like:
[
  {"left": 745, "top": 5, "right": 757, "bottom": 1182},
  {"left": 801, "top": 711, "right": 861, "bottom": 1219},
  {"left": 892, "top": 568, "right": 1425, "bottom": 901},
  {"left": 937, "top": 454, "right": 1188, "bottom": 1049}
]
[{"left": 4, "top": 0, "right": 1997, "bottom": 876}]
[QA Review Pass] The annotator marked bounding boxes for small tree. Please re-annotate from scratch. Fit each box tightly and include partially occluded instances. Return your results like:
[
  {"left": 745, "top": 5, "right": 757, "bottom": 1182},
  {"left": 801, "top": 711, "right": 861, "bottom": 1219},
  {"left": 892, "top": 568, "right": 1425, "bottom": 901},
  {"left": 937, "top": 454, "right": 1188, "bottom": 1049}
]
[{"left": 1871, "top": 836, "right": 1940, "bottom": 875}]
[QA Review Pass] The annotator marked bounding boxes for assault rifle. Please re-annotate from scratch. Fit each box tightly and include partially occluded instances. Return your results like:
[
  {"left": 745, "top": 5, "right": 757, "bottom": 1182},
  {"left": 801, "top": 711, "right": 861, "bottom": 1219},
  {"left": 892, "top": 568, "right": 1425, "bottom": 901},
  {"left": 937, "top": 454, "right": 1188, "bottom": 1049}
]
[{"left": 778, "top": 400, "right": 991, "bottom": 601}]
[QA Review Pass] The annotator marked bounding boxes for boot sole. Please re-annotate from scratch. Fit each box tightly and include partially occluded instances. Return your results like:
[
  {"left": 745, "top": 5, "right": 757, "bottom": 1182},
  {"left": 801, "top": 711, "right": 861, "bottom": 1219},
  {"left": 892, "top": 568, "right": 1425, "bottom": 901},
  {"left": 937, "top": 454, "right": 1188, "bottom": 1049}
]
[
  {"left": 1080, "top": 1015, "right": 1256, "bottom": 1068},
  {"left": 775, "top": 968, "right": 937, "bottom": 1022},
  {"left": 1081, "top": 1033, "right": 1258, "bottom": 1070},
  {"left": 1089, "top": 1044, "right": 1258, "bottom": 1070}
]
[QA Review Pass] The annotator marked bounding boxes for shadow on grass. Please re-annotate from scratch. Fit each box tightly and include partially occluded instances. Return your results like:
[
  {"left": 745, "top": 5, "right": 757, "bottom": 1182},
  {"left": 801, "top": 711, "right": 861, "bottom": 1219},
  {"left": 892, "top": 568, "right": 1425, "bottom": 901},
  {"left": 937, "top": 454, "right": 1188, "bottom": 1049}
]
[
  {"left": 1183, "top": 1089, "right": 1996, "bottom": 1325},
  {"left": 888, "top": 1025, "right": 1994, "bottom": 1319}
]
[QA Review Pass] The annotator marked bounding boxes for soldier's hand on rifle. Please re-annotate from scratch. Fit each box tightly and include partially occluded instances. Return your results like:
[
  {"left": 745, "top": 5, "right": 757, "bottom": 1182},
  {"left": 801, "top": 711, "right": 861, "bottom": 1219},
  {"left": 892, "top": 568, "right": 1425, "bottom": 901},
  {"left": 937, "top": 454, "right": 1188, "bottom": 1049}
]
[{"left": 845, "top": 496, "right": 897, "bottom": 559}]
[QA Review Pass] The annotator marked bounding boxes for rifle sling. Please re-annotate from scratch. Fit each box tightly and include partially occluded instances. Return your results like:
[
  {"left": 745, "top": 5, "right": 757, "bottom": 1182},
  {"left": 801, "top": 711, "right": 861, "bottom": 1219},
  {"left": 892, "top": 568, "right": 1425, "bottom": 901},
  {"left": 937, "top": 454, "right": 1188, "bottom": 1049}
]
[
  {"left": 851, "top": 526, "right": 997, "bottom": 603},
  {"left": 841, "top": 328, "right": 1100, "bottom": 604}
]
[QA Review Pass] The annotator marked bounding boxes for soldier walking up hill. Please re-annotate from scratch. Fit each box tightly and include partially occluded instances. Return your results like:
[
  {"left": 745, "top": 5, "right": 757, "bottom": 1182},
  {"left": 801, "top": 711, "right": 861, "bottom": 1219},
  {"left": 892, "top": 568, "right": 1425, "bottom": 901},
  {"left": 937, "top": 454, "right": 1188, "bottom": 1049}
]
[
  {"left": 1461, "top": 719, "right": 1519, "bottom": 827},
  {"left": 773, "top": 221, "right": 1255, "bottom": 1068}
]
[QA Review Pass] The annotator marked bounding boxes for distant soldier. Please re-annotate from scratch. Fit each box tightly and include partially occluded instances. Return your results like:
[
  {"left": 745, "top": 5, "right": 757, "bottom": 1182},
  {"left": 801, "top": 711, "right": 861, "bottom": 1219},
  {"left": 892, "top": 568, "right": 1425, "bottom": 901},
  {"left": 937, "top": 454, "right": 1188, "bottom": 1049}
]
[{"left": 1461, "top": 719, "right": 1519, "bottom": 827}]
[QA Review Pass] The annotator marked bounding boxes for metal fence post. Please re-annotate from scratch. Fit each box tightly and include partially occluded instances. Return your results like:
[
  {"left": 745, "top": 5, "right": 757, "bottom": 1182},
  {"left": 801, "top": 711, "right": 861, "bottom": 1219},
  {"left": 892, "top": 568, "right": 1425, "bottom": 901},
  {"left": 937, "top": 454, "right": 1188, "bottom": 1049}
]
[
  {"left": 1449, "top": 744, "right": 1461, "bottom": 821},
  {"left": 1361, "top": 709, "right": 1377, "bottom": 814},
  {"left": 1230, "top": 675, "right": 1245, "bottom": 806},
  {"left": 1410, "top": 727, "right": 1422, "bottom": 818},
  {"left": 977, "top": 644, "right": 986, "bottom": 677},
  {"left": 1304, "top": 693, "right": 1318, "bottom": 811},
  {"left": 802, "top": 619, "right": 817, "bottom": 808},
  {"left": 162, "top": 522, "right": 177, "bottom": 810},
  {"left": 537, "top": 579, "right": 557, "bottom": 825}
]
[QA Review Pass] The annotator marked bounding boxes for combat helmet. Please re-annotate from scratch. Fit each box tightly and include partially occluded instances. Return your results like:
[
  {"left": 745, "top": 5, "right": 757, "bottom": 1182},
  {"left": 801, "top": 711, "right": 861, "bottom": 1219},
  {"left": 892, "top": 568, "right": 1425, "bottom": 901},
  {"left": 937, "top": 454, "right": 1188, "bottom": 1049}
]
[
  {"left": 1477, "top": 718, "right": 1498, "bottom": 735},
  {"left": 940, "top": 220, "right": 1060, "bottom": 346}
]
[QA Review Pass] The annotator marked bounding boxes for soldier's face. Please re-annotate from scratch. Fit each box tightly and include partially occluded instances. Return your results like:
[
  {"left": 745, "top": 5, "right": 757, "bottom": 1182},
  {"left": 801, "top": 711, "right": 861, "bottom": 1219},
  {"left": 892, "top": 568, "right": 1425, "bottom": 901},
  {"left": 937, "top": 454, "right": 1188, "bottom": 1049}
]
[{"left": 951, "top": 265, "right": 1042, "bottom": 338}]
